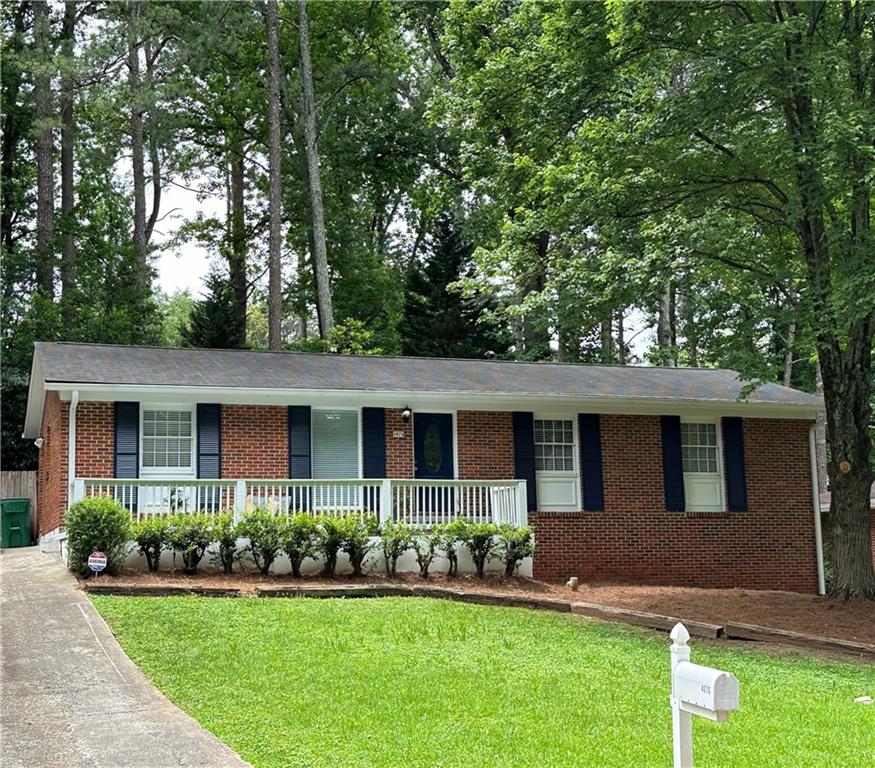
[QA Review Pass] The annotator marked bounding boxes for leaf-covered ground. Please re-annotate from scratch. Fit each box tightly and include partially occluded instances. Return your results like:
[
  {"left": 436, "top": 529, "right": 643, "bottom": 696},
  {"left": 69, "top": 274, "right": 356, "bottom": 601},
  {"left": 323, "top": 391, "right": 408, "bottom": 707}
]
[{"left": 91, "top": 596, "right": 874, "bottom": 768}]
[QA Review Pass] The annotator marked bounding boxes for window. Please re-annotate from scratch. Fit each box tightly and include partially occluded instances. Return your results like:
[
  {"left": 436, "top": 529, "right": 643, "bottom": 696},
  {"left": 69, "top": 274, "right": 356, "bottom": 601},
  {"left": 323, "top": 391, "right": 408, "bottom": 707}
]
[
  {"left": 311, "top": 409, "right": 359, "bottom": 507},
  {"left": 142, "top": 409, "right": 193, "bottom": 470},
  {"left": 535, "top": 419, "right": 574, "bottom": 472},
  {"left": 680, "top": 421, "right": 724, "bottom": 512},
  {"left": 680, "top": 423, "right": 718, "bottom": 473}
]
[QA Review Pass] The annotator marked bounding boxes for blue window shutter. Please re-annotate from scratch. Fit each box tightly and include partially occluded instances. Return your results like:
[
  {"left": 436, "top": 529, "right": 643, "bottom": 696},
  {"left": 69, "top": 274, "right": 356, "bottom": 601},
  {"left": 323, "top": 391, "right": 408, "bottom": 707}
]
[
  {"left": 578, "top": 414, "right": 604, "bottom": 511},
  {"left": 114, "top": 402, "right": 139, "bottom": 513},
  {"left": 196, "top": 404, "right": 221, "bottom": 479},
  {"left": 114, "top": 402, "right": 139, "bottom": 479},
  {"left": 722, "top": 417, "right": 747, "bottom": 512},
  {"left": 661, "top": 415, "right": 685, "bottom": 512},
  {"left": 288, "top": 406, "right": 311, "bottom": 479},
  {"left": 513, "top": 412, "right": 537, "bottom": 513},
  {"left": 361, "top": 408, "right": 386, "bottom": 478}
]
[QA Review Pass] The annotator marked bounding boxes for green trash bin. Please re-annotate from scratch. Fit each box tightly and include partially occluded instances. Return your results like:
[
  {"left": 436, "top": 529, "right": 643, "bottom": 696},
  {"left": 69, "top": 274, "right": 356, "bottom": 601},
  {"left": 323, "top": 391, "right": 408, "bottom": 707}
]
[{"left": 1, "top": 498, "right": 31, "bottom": 548}]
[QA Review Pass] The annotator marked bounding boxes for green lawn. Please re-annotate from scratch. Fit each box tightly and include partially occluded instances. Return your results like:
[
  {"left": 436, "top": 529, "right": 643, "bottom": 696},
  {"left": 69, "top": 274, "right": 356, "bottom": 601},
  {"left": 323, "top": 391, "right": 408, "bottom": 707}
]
[{"left": 91, "top": 596, "right": 874, "bottom": 768}]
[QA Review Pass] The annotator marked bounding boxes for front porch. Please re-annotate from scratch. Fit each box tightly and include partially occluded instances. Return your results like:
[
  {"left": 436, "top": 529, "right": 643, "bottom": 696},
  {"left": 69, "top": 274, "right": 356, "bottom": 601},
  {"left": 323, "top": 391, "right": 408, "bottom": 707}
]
[{"left": 71, "top": 477, "right": 529, "bottom": 528}]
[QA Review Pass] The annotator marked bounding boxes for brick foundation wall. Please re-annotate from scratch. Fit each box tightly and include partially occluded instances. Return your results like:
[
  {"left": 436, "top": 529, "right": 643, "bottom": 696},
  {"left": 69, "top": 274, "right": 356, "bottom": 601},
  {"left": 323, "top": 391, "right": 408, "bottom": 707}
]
[
  {"left": 385, "top": 409, "right": 413, "bottom": 478},
  {"left": 530, "top": 416, "right": 819, "bottom": 593},
  {"left": 457, "top": 411, "right": 515, "bottom": 480},
  {"left": 36, "top": 392, "right": 68, "bottom": 534},
  {"left": 221, "top": 405, "right": 288, "bottom": 478},
  {"left": 76, "top": 402, "right": 114, "bottom": 477}
]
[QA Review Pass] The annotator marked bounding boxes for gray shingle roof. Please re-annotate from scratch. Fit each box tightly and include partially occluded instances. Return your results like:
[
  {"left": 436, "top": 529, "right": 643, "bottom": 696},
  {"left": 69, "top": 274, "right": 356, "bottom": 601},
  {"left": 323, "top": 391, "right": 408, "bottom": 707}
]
[{"left": 32, "top": 342, "right": 821, "bottom": 407}]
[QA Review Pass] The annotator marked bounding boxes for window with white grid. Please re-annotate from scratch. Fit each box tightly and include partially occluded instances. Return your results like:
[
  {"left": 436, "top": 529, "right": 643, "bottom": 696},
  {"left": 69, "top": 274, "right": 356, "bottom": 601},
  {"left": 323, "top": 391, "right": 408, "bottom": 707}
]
[
  {"left": 534, "top": 419, "right": 575, "bottom": 472},
  {"left": 142, "top": 409, "right": 193, "bottom": 469},
  {"left": 680, "top": 422, "right": 718, "bottom": 473}
]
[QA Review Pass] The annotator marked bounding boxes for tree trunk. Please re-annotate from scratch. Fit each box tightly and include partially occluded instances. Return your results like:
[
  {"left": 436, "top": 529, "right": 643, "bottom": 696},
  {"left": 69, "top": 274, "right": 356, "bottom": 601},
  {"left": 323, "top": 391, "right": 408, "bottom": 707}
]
[
  {"left": 143, "top": 34, "right": 161, "bottom": 249},
  {"left": 34, "top": 0, "right": 55, "bottom": 298},
  {"left": 128, "top": 1, "right": 148, "bottom": 290},
  {"left": 616, "top": 309, "right": 626, "bottom": 365},
  {"left": 779, "top": 14, "right": 875, "bottom": 597},
  {"left": 297, "top": 0, "right": 334, "bottom": 340},
  {"left": 814, "top": 362, "right": 828, "bottom": 496},
  {"left": 656, "top": 280, "right": 675, "bottom": 366},
  {"left": 520, "top": 230, "right": 550, "bottom": 358},
  {"left": 266, "top": 0, "right": 283, "bottom": 350},
  {"left": 228, "top": 129, "right": 247, "bottom": 347},
  {"left": 1, "top": 3, "right": 27, "bottom": 259},
  {"left": 60, "top": 1, "right": 76, "bottom": 318},
  {"left": 782, "top": 321, "right": 796, "bottom": 387},
  {"left": 600, "top": 312, "right": 613, "bottom": 363}
]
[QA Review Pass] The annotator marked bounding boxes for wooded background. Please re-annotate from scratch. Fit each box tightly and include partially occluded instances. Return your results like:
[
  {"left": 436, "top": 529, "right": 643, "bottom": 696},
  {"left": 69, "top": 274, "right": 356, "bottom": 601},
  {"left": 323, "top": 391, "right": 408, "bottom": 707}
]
[{"left": 2, "top": 1, "right": 873, "bottom": 595}]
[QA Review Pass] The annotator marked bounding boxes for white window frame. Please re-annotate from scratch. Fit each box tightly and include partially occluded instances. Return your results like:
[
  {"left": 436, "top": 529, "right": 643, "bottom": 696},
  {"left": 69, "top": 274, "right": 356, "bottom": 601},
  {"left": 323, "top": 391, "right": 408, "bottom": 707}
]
[
  {"left": 139, "top": 403, "right": 197, "bottom": 479},
  {"left": 533, "top": 414, "right": 579, "bottom": 512},
  {"left": 680, "top": 418, "right": 725, "bottom": 513}
]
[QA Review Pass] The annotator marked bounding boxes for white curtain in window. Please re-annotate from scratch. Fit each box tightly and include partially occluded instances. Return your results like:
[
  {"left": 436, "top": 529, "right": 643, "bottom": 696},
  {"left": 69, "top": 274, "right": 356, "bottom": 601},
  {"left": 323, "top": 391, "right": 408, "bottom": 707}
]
[{"left": 311, "top": 410, "right": 359, "bottom": 507}]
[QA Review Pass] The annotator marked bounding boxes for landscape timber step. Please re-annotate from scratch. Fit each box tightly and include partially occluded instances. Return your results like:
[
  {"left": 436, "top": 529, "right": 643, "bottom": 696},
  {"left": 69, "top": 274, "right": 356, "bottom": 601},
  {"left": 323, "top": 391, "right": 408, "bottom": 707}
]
[
  {"left": 570, "top": 601, "right": 723, "bottom": 639},
  {"left": 724, "top": 621, "right": 875, "bottom": 659},
  {"left": 84, "top": 583, "right": 242, "bottom": 598},
  {"left": 411, "top": 585, "right": 571, "bottom": 612},
  {"left": 257, "top": 585, "right": 414, "bottom": 598}
]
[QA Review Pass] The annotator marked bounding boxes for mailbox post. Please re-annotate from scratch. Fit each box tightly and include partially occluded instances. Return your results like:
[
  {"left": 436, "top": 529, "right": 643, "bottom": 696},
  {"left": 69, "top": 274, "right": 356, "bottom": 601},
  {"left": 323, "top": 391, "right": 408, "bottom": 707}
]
[{"left": 669, "top": 623, "right": 739, "bottom": 768}]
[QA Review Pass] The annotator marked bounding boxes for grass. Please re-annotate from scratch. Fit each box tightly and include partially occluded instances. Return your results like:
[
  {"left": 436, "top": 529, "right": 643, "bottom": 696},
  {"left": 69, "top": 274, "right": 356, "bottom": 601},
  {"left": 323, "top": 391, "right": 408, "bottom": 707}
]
[{"left": 91, "top": 596, "right": 874, "bottom": 768}]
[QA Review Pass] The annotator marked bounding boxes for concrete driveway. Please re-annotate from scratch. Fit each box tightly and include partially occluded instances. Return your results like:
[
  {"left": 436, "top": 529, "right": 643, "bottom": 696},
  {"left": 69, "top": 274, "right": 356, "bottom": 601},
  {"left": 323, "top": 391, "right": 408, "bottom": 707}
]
[{"left": 0, "top": 547, "right": 251, "bottom": 768}]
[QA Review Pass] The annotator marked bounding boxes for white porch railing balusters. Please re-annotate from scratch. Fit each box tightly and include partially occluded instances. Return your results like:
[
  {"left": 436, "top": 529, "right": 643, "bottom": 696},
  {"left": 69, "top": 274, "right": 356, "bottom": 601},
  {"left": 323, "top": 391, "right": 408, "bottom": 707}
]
[{"left": 78, "top": 477, "right": 527, "bottom": 527}]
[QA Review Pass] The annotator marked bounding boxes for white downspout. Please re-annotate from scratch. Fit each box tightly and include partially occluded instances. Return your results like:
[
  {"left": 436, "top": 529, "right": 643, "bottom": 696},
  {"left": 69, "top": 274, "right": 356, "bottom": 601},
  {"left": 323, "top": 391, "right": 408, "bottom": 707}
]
[
  {"left": 808, "top": 424, "right": 826, "bottom": 595},
  {"left": 67, "top": 390, "right": 79, "bottom": 509}
]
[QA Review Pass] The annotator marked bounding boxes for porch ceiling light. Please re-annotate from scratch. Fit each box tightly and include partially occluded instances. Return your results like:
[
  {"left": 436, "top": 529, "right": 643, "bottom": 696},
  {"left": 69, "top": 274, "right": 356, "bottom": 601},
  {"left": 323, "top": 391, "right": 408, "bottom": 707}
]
[
  {"left": 402, "top": 406, "right": 412, "bottom": 424},
  {"left": 34, "top": 437, "right": 44, "bottom": 449}
]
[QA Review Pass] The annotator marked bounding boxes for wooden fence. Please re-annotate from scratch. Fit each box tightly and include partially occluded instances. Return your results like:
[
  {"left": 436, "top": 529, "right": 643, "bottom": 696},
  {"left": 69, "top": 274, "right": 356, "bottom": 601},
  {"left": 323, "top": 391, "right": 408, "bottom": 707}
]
[{"left": 1, "top": 471, "right": 37, "bottom": 543}]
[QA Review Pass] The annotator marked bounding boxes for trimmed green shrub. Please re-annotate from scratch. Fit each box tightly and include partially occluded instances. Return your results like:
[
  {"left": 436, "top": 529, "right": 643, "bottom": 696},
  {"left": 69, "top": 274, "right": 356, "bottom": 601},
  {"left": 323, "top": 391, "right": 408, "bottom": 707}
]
[
  {"left": 339, "top": 515, "right": 379, "bottom": 577},
  {"left": 379, "top": 520, "right": 413, "bottom": 577},
  {"left": 411, "top": 525, "right": 442, "bottom": 578},
  {"left": 283, "top": 514, "right": 320, "bottom": 577},
  {"left": 65, "top": 496, "right": 131, "bottom": 575},
  {"left": 317, "top": 516, "right": 346, "bottom": 576},
  {"left": 494, "top": 524, "right": 534, "bottom": 577},
  {"left": 132, "top": 516, "right": 169, "bottom": 572},
  {"left": 460, "top": 522, "right": 499, "bottom": 577},
  {"left": 238, "top": 508, "right": 284, "bottom": 575},
  {"left": 165, "top": 514, "right": 215, "bottom": 575},
  {"left": 435, "top": 519, "right": 467, "bottom": 577},
  {"left": 210, "top": 512, "right": 240, "bottom": 574}
]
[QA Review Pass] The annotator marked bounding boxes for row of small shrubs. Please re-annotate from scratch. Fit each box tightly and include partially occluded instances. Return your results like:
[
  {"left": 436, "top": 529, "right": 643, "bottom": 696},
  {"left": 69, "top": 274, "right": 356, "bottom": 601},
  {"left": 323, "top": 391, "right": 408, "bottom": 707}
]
[{"left": 65, "top": 497, "right": 535, "bottom": 579}]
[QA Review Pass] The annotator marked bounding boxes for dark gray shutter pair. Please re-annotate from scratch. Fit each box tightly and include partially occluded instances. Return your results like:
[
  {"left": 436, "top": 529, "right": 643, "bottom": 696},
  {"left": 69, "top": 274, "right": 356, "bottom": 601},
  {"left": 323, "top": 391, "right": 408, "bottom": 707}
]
[
  {"left": 661, "top": 415, "right": 747, "bottom": 512},
  {"left": 512, "top": 412, "right": 606, "bottom": 513}
]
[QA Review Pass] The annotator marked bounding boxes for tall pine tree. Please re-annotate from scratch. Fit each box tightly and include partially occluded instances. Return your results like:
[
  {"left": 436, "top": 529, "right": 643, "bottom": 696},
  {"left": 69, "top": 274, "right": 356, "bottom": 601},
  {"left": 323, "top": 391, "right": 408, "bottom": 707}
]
[
  {"left": 401, "top": 218, "right": 510, "bottom": 359},
  {"left": 181, "top": 268, "right": 245, "bottom": 349}
]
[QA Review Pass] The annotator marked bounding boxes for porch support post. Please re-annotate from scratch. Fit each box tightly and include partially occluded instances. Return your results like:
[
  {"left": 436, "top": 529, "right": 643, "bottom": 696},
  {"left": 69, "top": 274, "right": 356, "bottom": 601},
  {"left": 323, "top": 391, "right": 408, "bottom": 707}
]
[
  {"left": 72, "top": 479, "right": 85, "bottom": 504},
  {"left": 234, "top": 480, "right": 247, "bottom": 522},
  {"left": 380, "top": 479, "right": 393, "bottom": 524},
  {"left": 516, "top": 479, "right": 529, "bottom": 527}
]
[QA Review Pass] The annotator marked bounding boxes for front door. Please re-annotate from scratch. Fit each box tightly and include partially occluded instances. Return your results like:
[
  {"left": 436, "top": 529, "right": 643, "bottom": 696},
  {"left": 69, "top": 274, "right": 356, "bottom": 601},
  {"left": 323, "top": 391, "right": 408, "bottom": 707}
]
[
  {"left": 413, "top": 412, "right": 454, "bottom": 519},
  {"left": 414, "top": 412, "right": 454, "bottom": 479}
]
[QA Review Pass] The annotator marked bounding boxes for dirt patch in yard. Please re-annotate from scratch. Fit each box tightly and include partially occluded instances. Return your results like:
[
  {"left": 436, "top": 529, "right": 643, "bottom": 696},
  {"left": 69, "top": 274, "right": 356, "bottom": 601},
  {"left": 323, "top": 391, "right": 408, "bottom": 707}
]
[{"left": 82, "top": 569, "right": 875, "bottom": 645}]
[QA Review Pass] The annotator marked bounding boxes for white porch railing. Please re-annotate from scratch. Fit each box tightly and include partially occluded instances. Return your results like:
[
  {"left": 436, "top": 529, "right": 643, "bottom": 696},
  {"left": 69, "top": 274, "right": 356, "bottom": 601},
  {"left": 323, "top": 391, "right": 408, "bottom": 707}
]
[{"left": 73, "top": 477, "right": 529, "bottom": 527}]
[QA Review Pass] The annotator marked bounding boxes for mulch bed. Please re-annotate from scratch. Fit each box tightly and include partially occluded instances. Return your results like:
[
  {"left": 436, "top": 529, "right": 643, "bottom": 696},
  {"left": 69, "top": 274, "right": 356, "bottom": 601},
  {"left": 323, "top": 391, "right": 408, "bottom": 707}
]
[{"left": 81, "top": 569, "right": 875, "bottom": 650}]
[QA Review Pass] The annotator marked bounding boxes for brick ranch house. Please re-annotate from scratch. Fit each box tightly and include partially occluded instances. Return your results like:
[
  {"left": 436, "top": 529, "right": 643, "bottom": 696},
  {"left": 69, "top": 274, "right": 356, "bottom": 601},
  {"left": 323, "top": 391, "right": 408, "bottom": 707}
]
[{"left": 24, "top": 342, "right": 827, "bottom": 592}]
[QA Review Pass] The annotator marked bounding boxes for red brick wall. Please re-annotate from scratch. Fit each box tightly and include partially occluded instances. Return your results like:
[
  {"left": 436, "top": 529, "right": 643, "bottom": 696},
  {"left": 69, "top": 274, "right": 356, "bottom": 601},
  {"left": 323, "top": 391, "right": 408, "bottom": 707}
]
[
  {"left": 530, "top": 416, "right": 819, "bottom": 593},
  {"left": 221, "top": 405, "right": 288, "bottom": 478},
  {"left": 36, "top": 392, "right": 68, "bottom": 534},
  {"left": 385, "top": 409, "right": 413, "bottom": 478},
  {"left": 457, "top": 411, "right": 515, "bottom": 480},
  {"left": 75, "top": 402, "right": 114, "bottom": 477}
]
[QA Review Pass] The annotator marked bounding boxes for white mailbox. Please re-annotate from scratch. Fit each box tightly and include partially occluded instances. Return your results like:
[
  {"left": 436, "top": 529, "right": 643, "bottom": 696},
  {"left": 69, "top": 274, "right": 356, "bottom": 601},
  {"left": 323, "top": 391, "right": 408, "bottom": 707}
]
[
  {"left": 669, "top": 623, "right": 740, "bottom": 768},
  {"left": 673, "top": 661, "right": 739, "bottom": 722}
]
